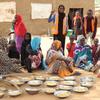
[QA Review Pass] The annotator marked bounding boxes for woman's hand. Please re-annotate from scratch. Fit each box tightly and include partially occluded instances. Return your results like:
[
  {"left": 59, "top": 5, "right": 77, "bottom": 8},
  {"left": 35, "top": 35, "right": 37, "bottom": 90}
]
[{"left": 51, "top": 10, "right": 55, "bottom": 15}]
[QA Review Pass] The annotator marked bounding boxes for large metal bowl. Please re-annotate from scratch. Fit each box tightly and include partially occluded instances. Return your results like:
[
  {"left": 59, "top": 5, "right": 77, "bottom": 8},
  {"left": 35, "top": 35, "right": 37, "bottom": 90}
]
[
  {"left": 25, "top": 87, "right": 40, "bottom": 95},
  {"left": 8, "top": 90, "right": 22, "bottom": 97},
  {"left": 54, "top": 90, "right": 71, "bottom": 99},
  {"left": 60, "top": 81, "right": 77, "bottom": 86},
  {"left": 28, "top": 80, "right": 43, "bottom": 86},
  {"left": 73, "top": 86, "right": 88, "bottom": 93},
  {"left": 44, "top": 81, "right": 58, "bottom": 87}
]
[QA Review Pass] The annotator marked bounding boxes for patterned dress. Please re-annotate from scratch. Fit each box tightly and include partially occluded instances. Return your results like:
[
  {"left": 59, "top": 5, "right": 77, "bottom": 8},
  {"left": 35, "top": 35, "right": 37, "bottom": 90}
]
[
  {"left": 74, "top": 44, "right": 93, "bottom": 71},
  {"left": 0, "top": 37, "right": 21, "bottom": 75},
  {"left": 46, "top": 49, "right": 74, "bottom": 77}
]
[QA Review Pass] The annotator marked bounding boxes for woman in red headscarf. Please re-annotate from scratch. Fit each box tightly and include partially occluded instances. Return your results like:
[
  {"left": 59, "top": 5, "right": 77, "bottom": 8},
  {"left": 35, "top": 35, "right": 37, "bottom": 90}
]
[{"left": 14, "top": 14, "right": 27, "bottom": 53}]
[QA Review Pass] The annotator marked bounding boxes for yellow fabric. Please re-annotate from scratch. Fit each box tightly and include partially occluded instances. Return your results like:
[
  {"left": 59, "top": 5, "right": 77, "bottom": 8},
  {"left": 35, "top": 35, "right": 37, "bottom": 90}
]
[
  {"left": 52, "top": 40, "right": 61, "bottom": 50},
  {"left": 51, "top": 13, "right": 67, "bottom": 35},
  {"left": 58, "top": 66, "right": 75, "bottom": 78},
  {"left": 91, "top": 19, "right": 95, "bottom": 32}
]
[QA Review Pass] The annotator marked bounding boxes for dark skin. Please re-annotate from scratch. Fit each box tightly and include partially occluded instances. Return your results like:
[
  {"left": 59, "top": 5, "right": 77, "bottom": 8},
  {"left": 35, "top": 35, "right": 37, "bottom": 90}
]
[
  {"left": 25, "top": 34, "right": 31, "bottom": 40},
  {"left": 87, "top": 10, "right": 93, "bottom": 18},
  {"left": 58, "top": 6, "right": 65, "bottom": 13},
  {"left": 51, "top": 5, "right": 65, "bottom": 15},
  {"left": 94, "top": 39, "right": 99, "bottom": 46},
  {"left": 80, "top": 38, "right": 85, "bottom": 46}
]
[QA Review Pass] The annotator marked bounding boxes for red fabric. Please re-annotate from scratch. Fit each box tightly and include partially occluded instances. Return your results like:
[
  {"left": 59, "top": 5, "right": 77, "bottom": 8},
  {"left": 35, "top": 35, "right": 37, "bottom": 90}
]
[
  {"left": 66, "top": 43, "right": 75, "bottom": 58},
  {"left": 91, "top": 45, "right": 98, "bottom": 58},
  {"left": 73, "top": 16, "right": 82, "bottom": 26},
  {"left": 14, "top": 14, "right": 27, "bottom": 37}
]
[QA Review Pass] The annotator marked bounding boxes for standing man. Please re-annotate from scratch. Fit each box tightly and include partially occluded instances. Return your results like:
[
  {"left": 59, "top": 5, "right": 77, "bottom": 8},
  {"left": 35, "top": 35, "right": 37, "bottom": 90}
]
[
  {"left": 48, "top": 5, "right": 68, "bottom": 54},
  {"left": 83, "top": 9, "right": 98, "bottom": 45}
]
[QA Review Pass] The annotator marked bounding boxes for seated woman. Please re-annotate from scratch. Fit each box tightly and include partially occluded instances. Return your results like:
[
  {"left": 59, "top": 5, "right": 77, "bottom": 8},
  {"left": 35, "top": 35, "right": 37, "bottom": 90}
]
[
  {"left": 74, "top": 35, "right": 93, "bottom": 71},
  {"left": 26, "top": 37, "right": 45, "bottom": 73},
  {"left": 21, "top": 32, "right": 31, "bottom": 66},
  {"left": 0, "top": 37, "right": 27, "bottom": 75},
  {"left": 8, "top": 40, "right": 20, "bottom": 59},
  {"left": 46, "top": 40, "right": 75, "bottom": 77}
]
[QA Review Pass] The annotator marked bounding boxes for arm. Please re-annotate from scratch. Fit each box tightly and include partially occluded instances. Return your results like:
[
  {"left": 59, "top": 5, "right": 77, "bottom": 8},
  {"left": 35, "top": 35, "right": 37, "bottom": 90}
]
[
  {"left": 66, "top": 43, "right": 73, "bottom": 53},
  {"left": 48, "top": 13, "right": 55, "bottom": 23},
  {"left": 66, "top": 16, "right": 69, "bottom": 30},
  {"left": 92, "top": 16, "right": 98, "bottom": 39}
]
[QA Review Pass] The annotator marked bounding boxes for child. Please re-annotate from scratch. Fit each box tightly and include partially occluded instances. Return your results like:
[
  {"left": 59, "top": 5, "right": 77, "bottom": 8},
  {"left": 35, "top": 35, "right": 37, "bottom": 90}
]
[
  {"left": 66, "top": 35, "right": 75, "bottom": 58},
  {"left": 91, "top": 45, "right": 100, "bottom": 73},
  {"left": 8, "top": 40, "right": 19, "bottom": 59},
  {"left": 91, "top": 38, "right": 100, "bottom": 64}
]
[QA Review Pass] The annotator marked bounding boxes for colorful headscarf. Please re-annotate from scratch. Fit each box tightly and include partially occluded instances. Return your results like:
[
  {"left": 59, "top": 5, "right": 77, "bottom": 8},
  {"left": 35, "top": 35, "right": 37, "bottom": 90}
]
[
  {"left": 51, "top": 40, "right": 62, "bottom": 51},
  {"left": 77, "top": 35, "right": 85, "bottom": 43},
  {"left": 14, "top": 14, "right": 27, "bottom": 37},
  {"left": 31, "top": 37, "right": 41, "bottom": 52}
]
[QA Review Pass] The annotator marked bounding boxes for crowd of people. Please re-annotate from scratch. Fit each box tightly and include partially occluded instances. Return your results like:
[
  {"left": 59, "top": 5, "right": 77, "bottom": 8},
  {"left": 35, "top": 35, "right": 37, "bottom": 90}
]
[{"left": 0, "top": 5, "right": 100, "bottom": 78}]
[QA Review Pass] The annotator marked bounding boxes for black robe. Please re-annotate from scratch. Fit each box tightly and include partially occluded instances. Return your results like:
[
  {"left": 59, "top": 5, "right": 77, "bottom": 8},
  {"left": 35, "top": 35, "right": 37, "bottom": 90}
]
[{"left": 21, "top": 40, "right": 30, "bottom": 66}]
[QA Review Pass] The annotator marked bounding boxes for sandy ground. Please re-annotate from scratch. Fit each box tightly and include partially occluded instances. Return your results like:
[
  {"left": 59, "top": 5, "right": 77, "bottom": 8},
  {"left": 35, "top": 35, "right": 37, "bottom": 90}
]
[{"left": 0, "top": 69, "right": 100, "bottom": 100}]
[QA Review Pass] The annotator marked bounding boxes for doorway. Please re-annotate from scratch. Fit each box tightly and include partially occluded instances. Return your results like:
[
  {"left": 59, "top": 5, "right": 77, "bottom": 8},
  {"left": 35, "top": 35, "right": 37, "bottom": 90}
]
[{"left": 68, "top": 8, "right": 83, "bottom": 29}]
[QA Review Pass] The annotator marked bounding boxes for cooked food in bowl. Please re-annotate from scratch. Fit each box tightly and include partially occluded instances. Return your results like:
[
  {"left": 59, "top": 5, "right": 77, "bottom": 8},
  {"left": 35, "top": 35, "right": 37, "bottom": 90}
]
[
  {"left": 8, "top": 90, "right": 22, "bottom": 97},
  {"left": 80, "top": 82, "right": 94, "bottom": 88},
  {"left": 60, "top": 81, "right": 77, "bottom": 86},
  {"left": 73, "top": 86, "right": 88, "bottom": 93},
  {"left": 45, "top": 81, "right": 58, "bottom": 87},
  {"left": 46, "top": 76, "right": 62, "bottom": 81},
  {"left": 20, "top": 77, "right": 32, "bottom": 83},
  {"left": 35, "top": 76, "right": 45, "bottom": 81},
  {"left": 64, "top": 76, "right": 76, "bottom": 81},
  {"left": 57, "top": 85, "right": 73, "bottom": 91},
  {"left": 43, "top": 88, "right": 56, "bottom": 94},
  {"left": 28, "top": 80, "right": 43, "bottom": 86},
  {"left": 25, "top": 87, "right": 40, "bottom": 95},
  {"left": 80, "top": 76, "right": 95, "bottom": 82},
  {"left": 10, "top": 79, "right": 24, "bottom": 86},
  {"left": 54, "top": 90, "right": 71, "bottom": 98}
]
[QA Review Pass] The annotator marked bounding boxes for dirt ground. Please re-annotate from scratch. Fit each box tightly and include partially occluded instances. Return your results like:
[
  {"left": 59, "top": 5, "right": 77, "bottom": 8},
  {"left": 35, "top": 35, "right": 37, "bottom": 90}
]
[{"left": 0, "top": 69, "right": 100, "bottom": 100}]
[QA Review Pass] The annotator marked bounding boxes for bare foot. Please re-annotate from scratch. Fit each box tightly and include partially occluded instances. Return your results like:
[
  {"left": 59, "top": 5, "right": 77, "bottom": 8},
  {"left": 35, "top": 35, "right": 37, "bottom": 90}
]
[{"left": 21, "top": 69, "right": 28, "bottom": 73}]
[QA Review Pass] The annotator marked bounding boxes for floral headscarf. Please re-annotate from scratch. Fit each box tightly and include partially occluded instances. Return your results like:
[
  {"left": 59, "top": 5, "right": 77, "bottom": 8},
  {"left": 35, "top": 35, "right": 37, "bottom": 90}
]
[
  {"left": 51, "top": 40, "right": 62, "bottom": 51},
  {"left": 77, "top": 35, "right": 85, "bottom": 43}
]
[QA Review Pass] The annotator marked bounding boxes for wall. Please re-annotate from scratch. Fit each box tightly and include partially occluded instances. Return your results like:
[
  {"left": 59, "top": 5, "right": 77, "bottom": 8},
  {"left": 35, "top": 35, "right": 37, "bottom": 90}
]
[{"left": 0, "top": 0, "right": 95, "bottom": 36}]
